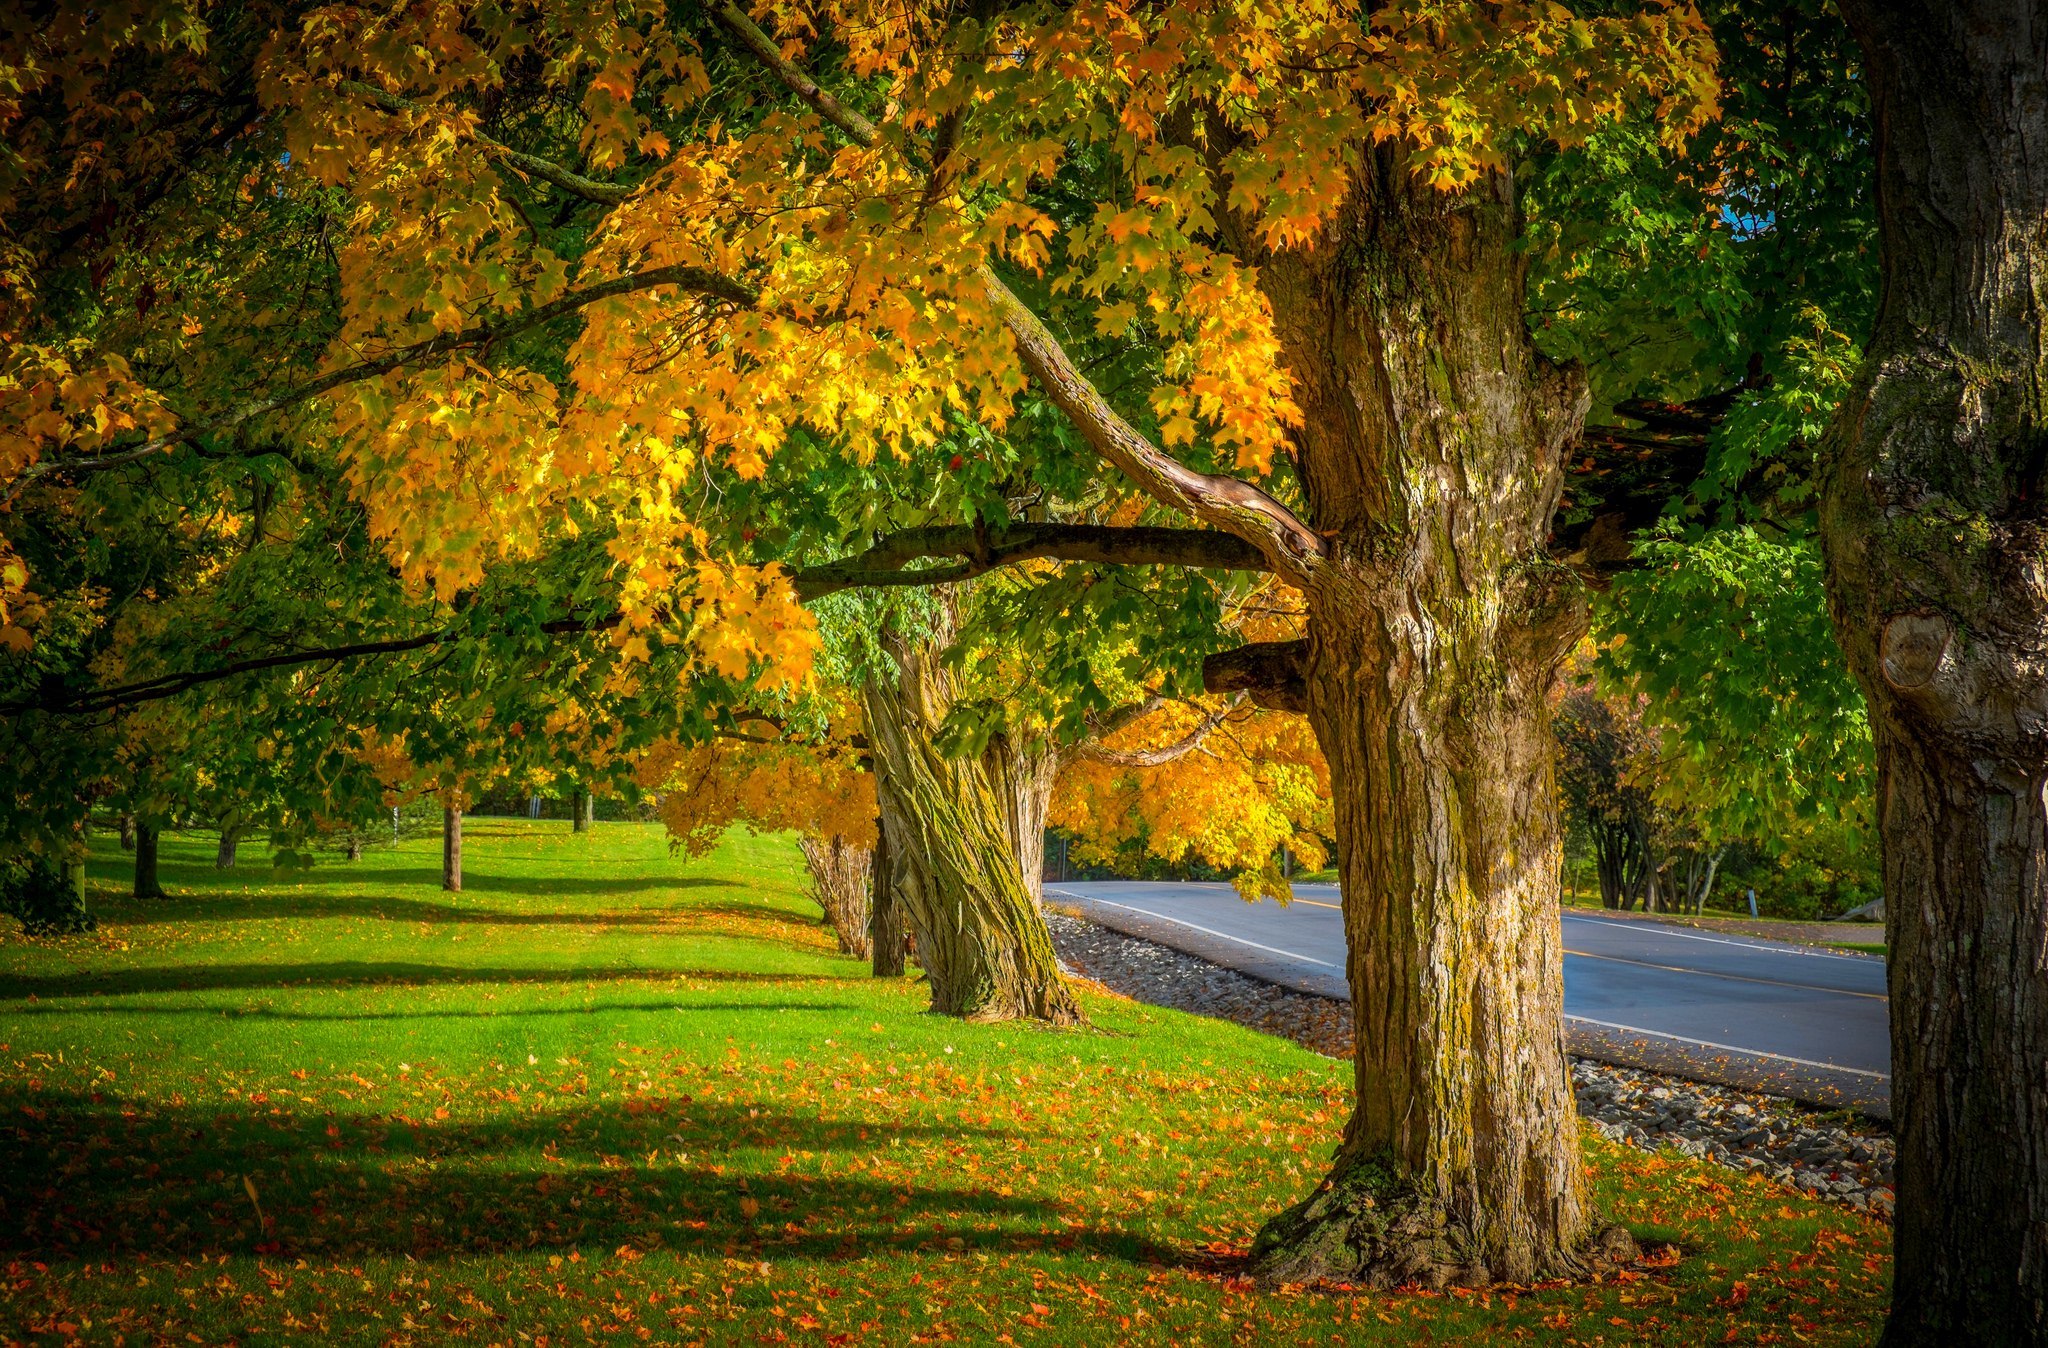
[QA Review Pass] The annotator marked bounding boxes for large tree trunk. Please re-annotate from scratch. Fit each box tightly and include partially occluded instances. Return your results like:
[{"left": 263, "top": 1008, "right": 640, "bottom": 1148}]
[
  {"left": 442, "top": 807, "right": 462, "bottom": 893},
  {"left": 571, "top": 788, "right": 594, "bottom": 833},
  {"left": 797, "top": 833, "right": 873, "bottom": 959},
  {"left": 214, "top": 826, "right": 240, "bottom": 869},
  {"left": 861, "top": 614, "right": 1080, "bottom": 1025},
  {"left": 1818, "top": 4, "right": 2048, "bottom": 1340},
  {"left": 1241, "top": 151, "right": 1599, "bottom": 1287},
  {"left": 983, "top": 733, "right": 1061, "bottom": 906},
  {"left": 134, "top": 823, "right": 164, "bottom": 899},
  {"left": 870, "top": 816, "right": 906, "bottom": 977}
]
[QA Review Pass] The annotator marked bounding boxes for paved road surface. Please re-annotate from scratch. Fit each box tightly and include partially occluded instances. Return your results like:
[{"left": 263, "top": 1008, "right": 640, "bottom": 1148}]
[{"left": 1048, "top": 881, "right": 1890, "bottom": 1117}]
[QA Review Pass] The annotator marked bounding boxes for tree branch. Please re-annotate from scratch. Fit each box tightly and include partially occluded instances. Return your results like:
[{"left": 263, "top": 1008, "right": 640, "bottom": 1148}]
[
  {"left": 6, "top": 263, "right": 759, "bottom": 500},
  {"left": 343, "top": 81, "right": 634, "bottom": 206},
  {"left": 794, "top": 522, "right": 1269, "bottom": 599},
  {"left": 1075, "top": 693, "right": 1246, "bottom": 766},
  {"left": 1201, "top": 640, "right": 1308, "bottom": 714},
  {"left": 1, "top": 613, "right": 622, "bottom": 719},
  {"left": 710, "top": 1, "right": 1329, "bottom": 587}
]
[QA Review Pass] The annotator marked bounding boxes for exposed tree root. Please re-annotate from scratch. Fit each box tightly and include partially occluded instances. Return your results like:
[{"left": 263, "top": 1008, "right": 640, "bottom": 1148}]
[{"left": 1248, "top": 1157, "right": 1651, "bottom": 1291}]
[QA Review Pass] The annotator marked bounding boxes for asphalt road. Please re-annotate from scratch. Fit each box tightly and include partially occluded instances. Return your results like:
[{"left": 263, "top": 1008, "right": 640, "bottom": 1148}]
[{"left": 1047, "top": 880, "right": 1891, "bottom": 1117}]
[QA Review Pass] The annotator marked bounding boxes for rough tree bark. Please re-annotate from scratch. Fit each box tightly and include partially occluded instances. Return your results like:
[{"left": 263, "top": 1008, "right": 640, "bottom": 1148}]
[
  {"left": 442, "top": 807, "right": 462, "bottom": 893},
  {"left": 797, "top": 833, "right": 873, "bottom": 959},
  {"left": 1234, "top": 151, "right": 1600, "bottom": 1287},
  {"left": 133, "top": 822, "right": 164, "bottom": 899},
  {"left": 861, "top": 612, "right": 1080, "bottom": 1025},
  {"left": 982, "top": 732, "right": 1061, "bottom": 907},
  {"left": 1817, "top": 3, "right": 2048, "bottom": 1341},
  {"left": 571, "top": 788, "right": 594, "bottom": 833},
  {"left": 214, "top": 826, "right": 240, "bottom": 869},
  {"left": 870, "top": 816, "right": 906, "bottom": 977},
  {"left": 118, "top": 813, "right": 136, "bottom": 851}
]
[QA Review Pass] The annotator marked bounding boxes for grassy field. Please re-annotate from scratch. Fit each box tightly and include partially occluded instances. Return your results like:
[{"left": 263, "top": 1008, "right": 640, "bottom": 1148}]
[{"left": 1, "top": 820, "right": 1888, "bottom": 1345}]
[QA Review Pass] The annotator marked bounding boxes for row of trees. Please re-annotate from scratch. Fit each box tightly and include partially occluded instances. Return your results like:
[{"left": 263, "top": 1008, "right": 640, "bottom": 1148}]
[{"left": 3, "top": 0, "right": 2043, "bottom": 1338}]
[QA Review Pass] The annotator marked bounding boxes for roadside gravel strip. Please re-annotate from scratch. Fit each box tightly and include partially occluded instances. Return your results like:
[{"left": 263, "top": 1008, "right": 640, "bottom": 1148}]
[{"left": 1047, "top": 909, "right": 1897, "bottom": 1220}]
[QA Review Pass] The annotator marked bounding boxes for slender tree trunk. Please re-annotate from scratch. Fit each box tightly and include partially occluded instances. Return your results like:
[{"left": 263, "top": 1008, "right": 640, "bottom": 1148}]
[
  {"left": 861, "top": 613, "right": 1079, "bottom": 1025},
  {"left": 797, "top": 833, "right": 873, "bottom": 959},
  {"left": 442, "top": 807, "right": 462, "bottom": 893},
  {"left": 214, "top": 826, "right": 240, "bottom": 869},
  {"left": 1240, "top": 150, "right": 1602, "bottom": 1287},
  {"left": 871, "top": 816, "right": 905, "bottom": 977},
  {"left": 134, "top": 823, "right": 163, "bottom": 899},
  {"left": 118, "top": 812, "right": 136, "bottom": 851},
  {"left": 1818, "top": 5, "right": 2048, "bottom": 1339}
]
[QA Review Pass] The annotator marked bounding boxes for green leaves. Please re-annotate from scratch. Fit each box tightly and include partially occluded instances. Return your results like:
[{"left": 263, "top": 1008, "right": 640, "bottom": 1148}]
[{"left": 1594, "top": 528, "right": 1872, "bottom": 851}]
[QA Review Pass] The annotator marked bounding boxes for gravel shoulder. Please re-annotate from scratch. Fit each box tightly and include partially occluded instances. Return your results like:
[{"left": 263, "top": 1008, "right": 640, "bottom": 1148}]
[{"left": 1048, "top": 908, "right": 1896, "bottom": 1221}]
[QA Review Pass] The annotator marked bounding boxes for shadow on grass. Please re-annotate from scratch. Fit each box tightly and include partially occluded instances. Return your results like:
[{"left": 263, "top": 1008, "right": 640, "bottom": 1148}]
[
  {"left": 0, "top": 1091, "right": 1182, "bottom": 1268},
  {"left": 102, "top": 891, "right": 774, "bottom": 929},
  {"left": 197, "top": 867, "right": 729, "bottom": 898},
  {"left": 1, "top": 998, "right": 855, "bottom": 1022},
  {"left": 0, "top": 962, "right": 848, "bottom": 1001}
]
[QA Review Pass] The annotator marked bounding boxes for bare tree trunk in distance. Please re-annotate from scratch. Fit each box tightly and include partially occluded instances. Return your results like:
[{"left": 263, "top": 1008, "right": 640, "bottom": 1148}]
[
  {"left": 1239, "top": 148, "right": 1597, "bottom": 1288},
  {"left": 871, "top": 817, "right": 905, "bottom": 977},
  {"left": 797, "top": 833, "right": 873, "bottom": 959},
  {"left": 442, "top": 807, "right": 462, "bottom": 893},
  {"left": 215, "top": 826, "right": 240, "bottom": 869},
  {"left": 133, "top": 823, "right": 164, "bottom": 899},
  {"left": 1818, "top": 4, "right": 2048, "bottom": 1340},
  {"left": 118, "top": 813, "right": 136, "bottom": 851},
  {"left": 571, "top": 788, "right": 593, "bottom": 832}
]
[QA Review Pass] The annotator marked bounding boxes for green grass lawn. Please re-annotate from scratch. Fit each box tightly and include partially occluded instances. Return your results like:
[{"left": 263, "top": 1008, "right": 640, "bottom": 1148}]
[{"left": 1, "top": 821, "right": 1888, "bottom": 1344}]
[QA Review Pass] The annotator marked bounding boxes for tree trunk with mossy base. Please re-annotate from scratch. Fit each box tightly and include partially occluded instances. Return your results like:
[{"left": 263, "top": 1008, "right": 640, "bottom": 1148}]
[
  {"left": 1817, "top": 4, "right": 2048, "bottom": 1340},
  {"left": 798, "top": 833, "right": 872, "bottom": 959},
  {"left": 861, "top": 618, "right": 1079, "bottom": 1025},
  {"left": 1235, "top": 150, "right": 1606, "bottom": 1287},
  {"left": 134, "top": 823, "right": 164, "bottom": 899}
]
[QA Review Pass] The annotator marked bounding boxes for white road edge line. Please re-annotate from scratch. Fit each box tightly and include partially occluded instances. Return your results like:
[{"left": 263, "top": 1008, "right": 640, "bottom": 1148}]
[
  {"left": 1567, "top": 1015, "right": 1891, "bottom": 1081},
  {"left": 1562, "top": 912, "right": 1878, "bottom": 963},
  {"left": 1045, "top": 890, "right": 1340, "bottom": 969}
]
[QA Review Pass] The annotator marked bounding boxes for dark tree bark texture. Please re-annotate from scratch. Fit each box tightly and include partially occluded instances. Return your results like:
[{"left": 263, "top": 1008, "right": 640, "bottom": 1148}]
[
  {"left": 870, "top": 817, "right": 906, "bottom": 978},
  {"left": 1819, "top": 4, "right": 2048, "bottom": 1341},
  {"left": 134, "top": 823, "right": 164, "bottom": 900}
]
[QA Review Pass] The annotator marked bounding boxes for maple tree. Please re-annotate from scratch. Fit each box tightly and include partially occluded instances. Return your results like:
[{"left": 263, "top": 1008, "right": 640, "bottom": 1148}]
[{"left": 0, "top": 0, "right": 1730, "bottom": 1286}]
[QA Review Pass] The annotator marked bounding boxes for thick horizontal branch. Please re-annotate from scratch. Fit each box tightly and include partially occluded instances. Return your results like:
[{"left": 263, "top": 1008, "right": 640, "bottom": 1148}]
[
  {"left": 711, "top": 1, "right": 1327, "bottom": 588},
  {"left": 8, "top": 263, "right": 757, "bottom": 498},
  {"left": 1, "top": 613, "right": 620, "bottom": 719},
  {"left": 1201, "top": 639, "right": 1308, "bottom": 714},
  {"left": 344, "top": 81, "right": 634, "bottom": 205},
  {"left": 794, "top": 522, "right": 1270, "bottom": 599},
  {"left": 1549, "top": 378, "right": 1769, "bottom": 576}
]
